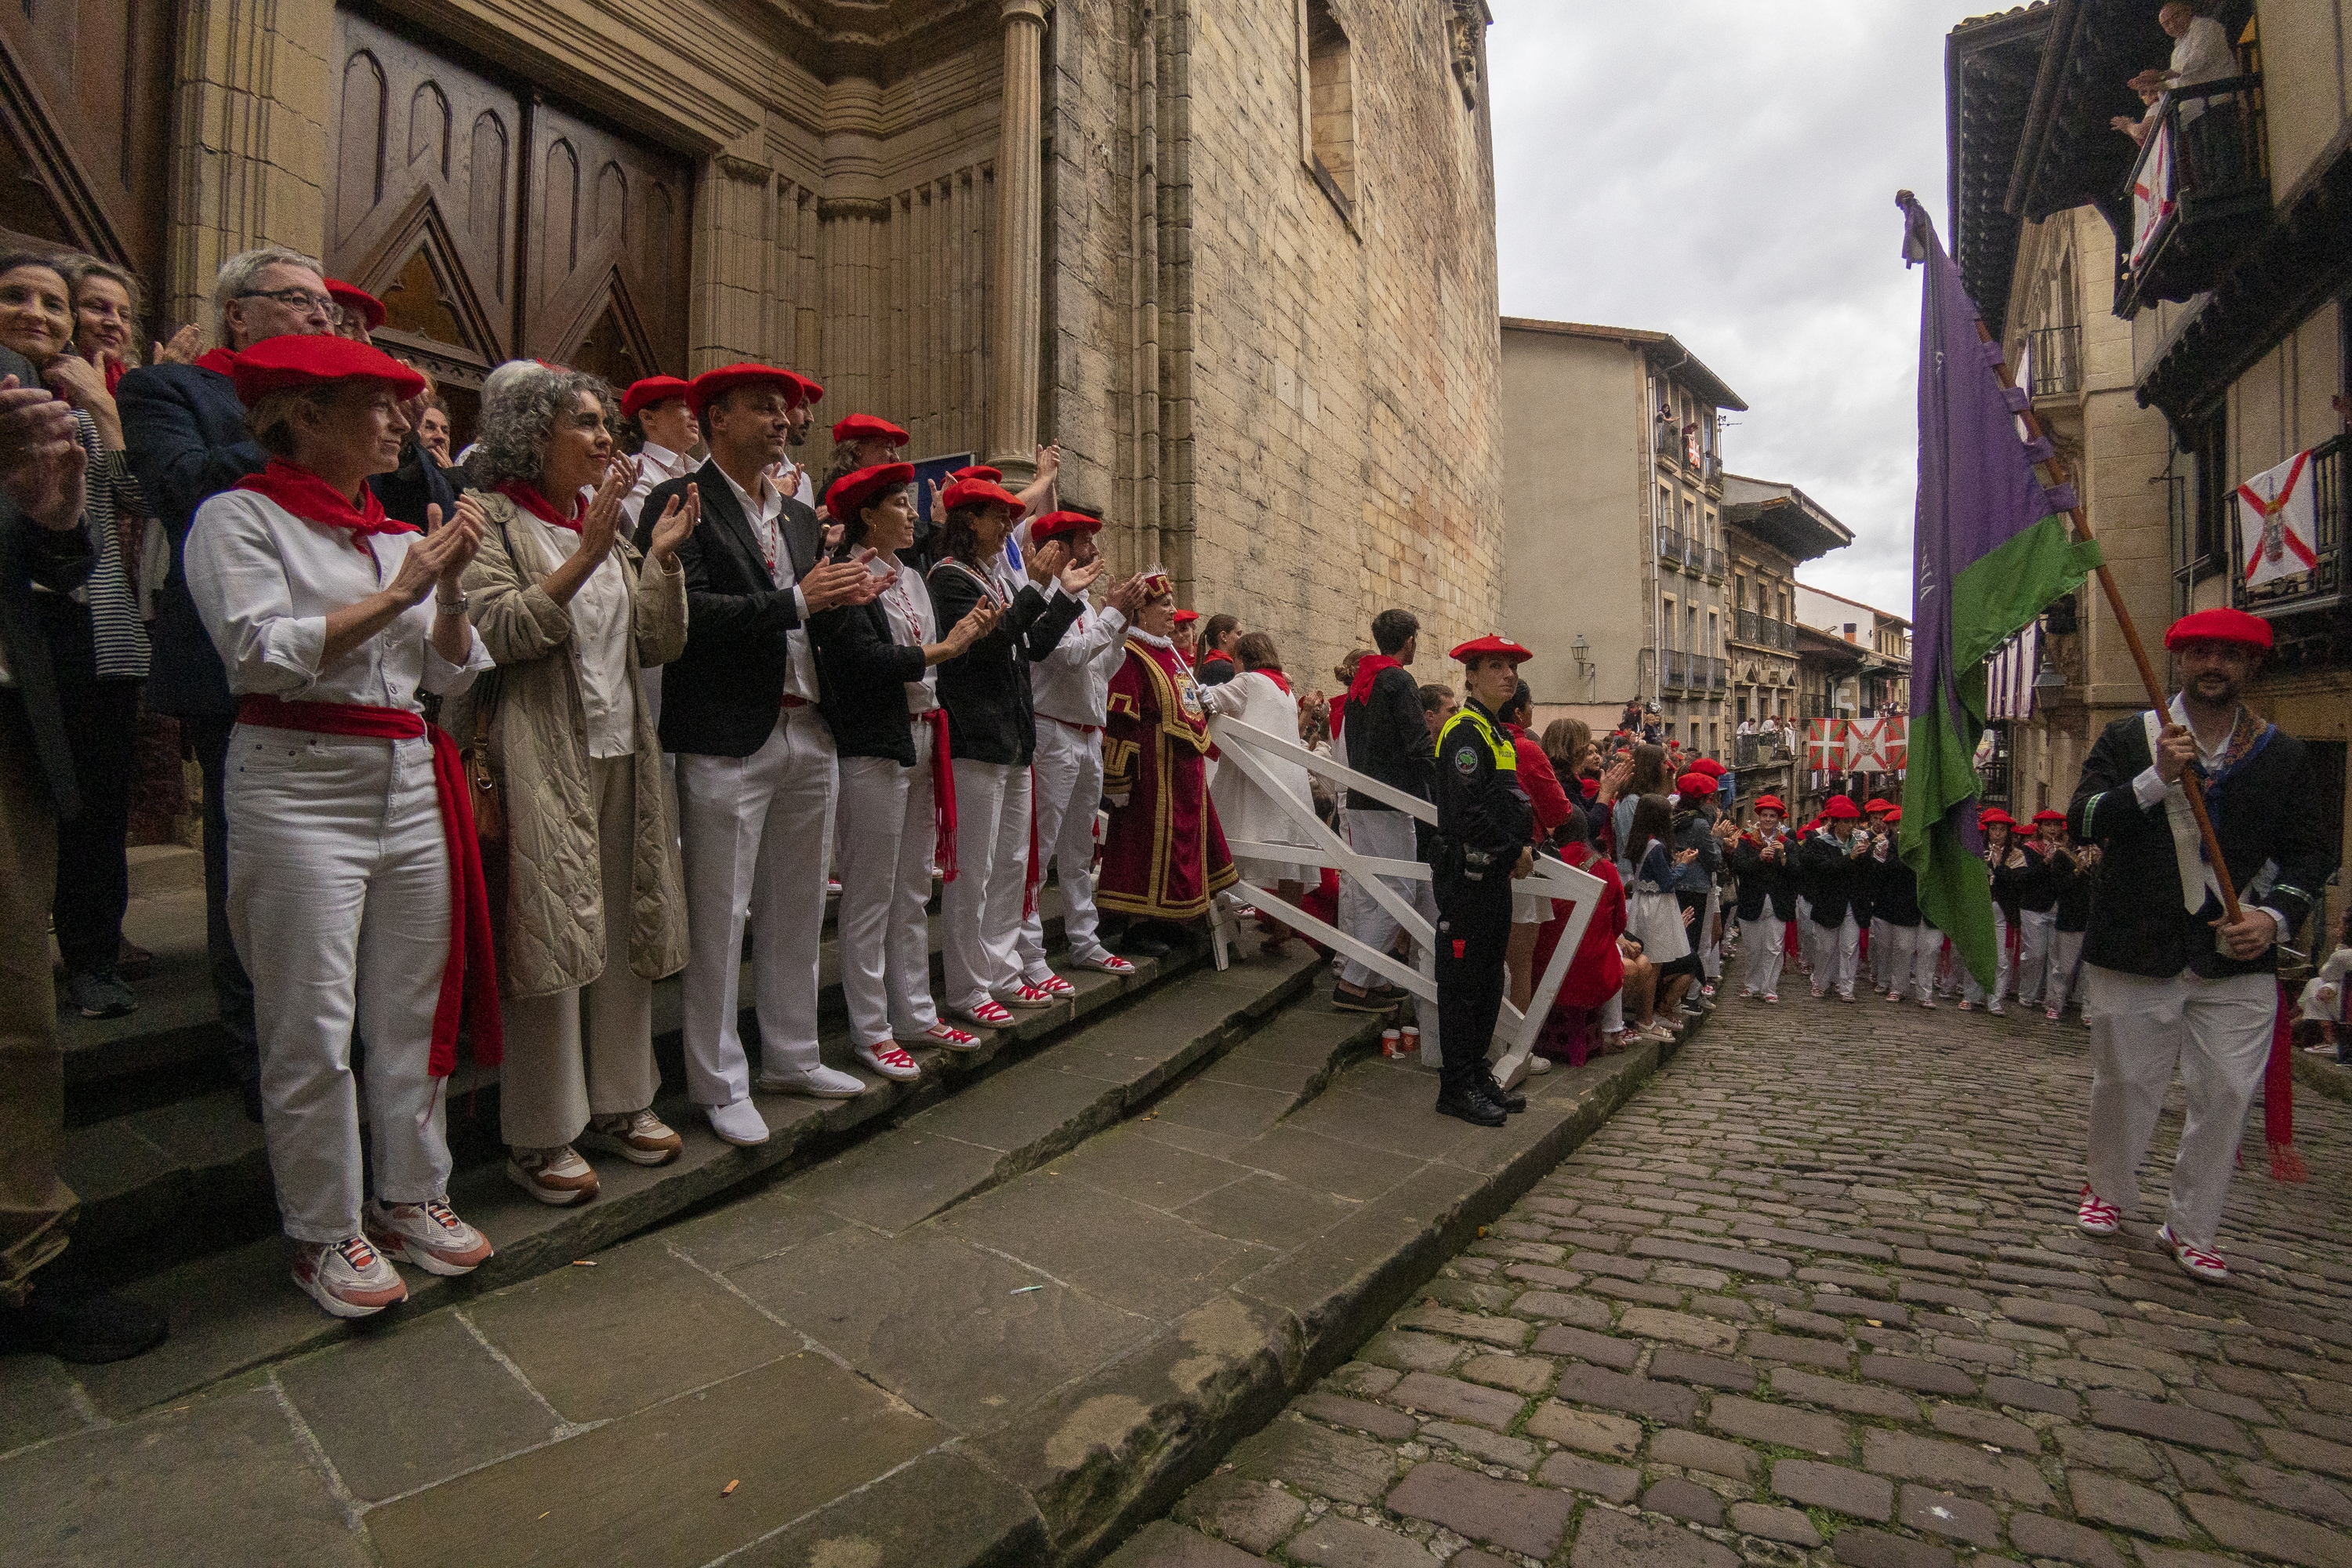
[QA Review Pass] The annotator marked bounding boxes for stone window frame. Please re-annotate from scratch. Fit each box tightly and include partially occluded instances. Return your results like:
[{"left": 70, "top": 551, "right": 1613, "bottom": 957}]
[{"left": 1298, "top": 0, "right": 1361, "bottom": 235}]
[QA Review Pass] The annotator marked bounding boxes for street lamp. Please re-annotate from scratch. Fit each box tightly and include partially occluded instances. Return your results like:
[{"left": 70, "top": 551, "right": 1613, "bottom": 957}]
[{"left": 1570, "top": 634, "right": 1591, "bottom": 670}]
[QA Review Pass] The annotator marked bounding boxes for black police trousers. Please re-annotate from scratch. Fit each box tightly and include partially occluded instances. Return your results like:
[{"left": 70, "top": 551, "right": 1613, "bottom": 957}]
[{"left": 1433, "top": 867, "right": 1512, "bottom": 1100}]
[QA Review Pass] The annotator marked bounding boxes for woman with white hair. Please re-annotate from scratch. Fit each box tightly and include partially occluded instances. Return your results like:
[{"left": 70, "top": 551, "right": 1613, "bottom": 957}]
[
  {"left": 184, "top": 333, "right": 499, "bottom": 1319},
  {"left": 447, "top": 362, "right": 697, "bottom": 1205}
]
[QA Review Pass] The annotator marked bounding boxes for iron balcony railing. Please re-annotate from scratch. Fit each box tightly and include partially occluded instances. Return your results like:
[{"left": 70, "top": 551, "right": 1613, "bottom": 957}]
[
  {"left": 2231, "top": 433, "right": 2346, "bottom": 619},
  {"left": 1706, "top": 655, "right": 1728, "bottom": 692},
  {"left": 2118, "top": 74, "right": 2270, "bottom": 315},
  {"left": 1702, "top": 545, "right": 1726, "bottom": 581},
  {"left": 1661, "top": 649, "right": 1690, "bottom": 691},
  {"left": 1657, "top": 527, "right": 1689, "bottom": 567},
  {"left": 2029, "top": 323, "right": 2082, "bottom": 399},
  {"left": 1734, "top": 611, "right": 1798, "bottom": 651}
]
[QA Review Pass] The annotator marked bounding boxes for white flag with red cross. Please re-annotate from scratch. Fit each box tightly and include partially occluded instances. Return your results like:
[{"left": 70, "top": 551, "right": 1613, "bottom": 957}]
[{"left": 2237, "top": 448, "right": 2320, "bottom": 590}]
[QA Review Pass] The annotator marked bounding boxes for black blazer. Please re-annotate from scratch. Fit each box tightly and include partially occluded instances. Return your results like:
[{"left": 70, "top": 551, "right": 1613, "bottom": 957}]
[
  {"left": 1870, "top": 852, "right": 1922, "bottom": 927},
  {"left": 2068, "top": 710, "right": 2334, "bottom": 978},
  {"left": 117, "top": 359, "right": 268, "bottom": 720},
  {"left": 0, "top": 343, "right": 96, "bottom": 818},
  {"left": 926, "top": 559, "right": 1080, "bottom": 766},
  {"left": 1798, "top": 829, "right": 1870, "bottom": 928},
  {"left": 635, "top": 459, "right": 826, "bottom": 757},
  {"left": 1730, "top": 834, "right": 1797, "bottom": 921},
  {"left": 1341, "top": 664, "right": 1435, "bottom": 812},
  {"left": 814, "top": 593, "right": 927, "bottom": 765}
]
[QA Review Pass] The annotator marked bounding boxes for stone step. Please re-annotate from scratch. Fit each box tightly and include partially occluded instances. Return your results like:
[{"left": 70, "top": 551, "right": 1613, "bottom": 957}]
[{"left": 45, "top": 935, "right": 1320, "bottom": 1421}]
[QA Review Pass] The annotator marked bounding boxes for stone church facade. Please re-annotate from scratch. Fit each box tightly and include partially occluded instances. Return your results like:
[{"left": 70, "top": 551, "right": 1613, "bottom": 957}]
[{"left": 3, "top": 0, "right": 1504, "bottom": 679}]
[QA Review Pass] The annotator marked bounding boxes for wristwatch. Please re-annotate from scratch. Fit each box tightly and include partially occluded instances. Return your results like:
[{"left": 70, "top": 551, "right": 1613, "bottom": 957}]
[{"left": 435, "top": 590, "right": 469, "bottom": 614}]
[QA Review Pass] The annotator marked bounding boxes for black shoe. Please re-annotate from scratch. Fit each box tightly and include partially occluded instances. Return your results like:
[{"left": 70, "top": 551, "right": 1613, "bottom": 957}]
[
  {"left": 1330, "top": 985, "right": 1392, "bottom": 1014},
  {"left": 1486, "top": 1078, "right": 1527, "bottom": 1113},
  {"left": 1121, "top": 931, "right": 1171, "bottom": 959},
  {"left": 1436, "top": 1086, "right": 1508, "bottom": 1127},
  {"left": 0, "top": 1279, "right": 169, "bottom": 1364}
]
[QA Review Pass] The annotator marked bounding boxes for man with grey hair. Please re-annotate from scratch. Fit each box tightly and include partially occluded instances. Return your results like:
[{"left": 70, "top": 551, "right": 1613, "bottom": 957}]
[{"left": 117, "top": 246, "right": 336, "bottom": 1119}]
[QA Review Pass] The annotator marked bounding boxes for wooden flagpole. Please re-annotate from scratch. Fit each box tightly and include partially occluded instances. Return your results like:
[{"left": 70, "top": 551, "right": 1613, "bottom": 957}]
[{"left": 1973, "top": 319, "right": 2243, "bottom": 923}]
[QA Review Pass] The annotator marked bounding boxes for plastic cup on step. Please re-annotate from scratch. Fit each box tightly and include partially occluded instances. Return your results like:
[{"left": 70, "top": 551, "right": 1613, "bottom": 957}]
[
  {"left": 1381, "top": 1028, "right": 1401, "bottom": 1058},
  {"left": 1400, "top": 1025, "right": 1421, "bottom": 1055}
]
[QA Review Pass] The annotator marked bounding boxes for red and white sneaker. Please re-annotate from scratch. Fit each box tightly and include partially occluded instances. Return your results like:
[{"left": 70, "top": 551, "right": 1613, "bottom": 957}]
[
  {"left": 855, "top": 1041, "right": 922, "bottom": 1081},
  {"left": 2157, "top": 1224, "right": 2229, "bottom": 1283},
  {"left": 366, "top": 1198, "right": 494, "bottom": 1277},
  {"left": 1026, "top": 973, "right": 1076, "bottom": 998},
  {"left": 1762, "top": 993, "right": 1779, "bottom": 1004},
  {"left": 292, "top": 1235, "right": 408, "bottom": 1319},
  {"left": 912, "top": 1021, "right": 984, "bottom": 1052},
  {"left": 999, "top": 982, "right": 1057, "bottom": 1010},
  {"left": 2045, "top": 1006, "right": 2062, "bottom": 1022},
  {"left": 2076, "top": 1186, "right": 2121, "bottom": 1236},
  {"left": 1072, "top": 950, "right": 1136, "bottom": 975},
  {"left": 959, "top": 999, "right": 1014, "bottom": 1028}
]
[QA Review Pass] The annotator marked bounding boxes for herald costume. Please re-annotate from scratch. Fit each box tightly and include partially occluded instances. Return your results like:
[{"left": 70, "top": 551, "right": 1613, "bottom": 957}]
[{"left": 1099, "top": 590, "right": 1237, "bottom": 921}]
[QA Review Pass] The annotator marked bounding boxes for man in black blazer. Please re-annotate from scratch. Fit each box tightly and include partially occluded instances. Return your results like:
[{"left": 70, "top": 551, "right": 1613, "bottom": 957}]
[
  {"left": 1797, "top": 796, "right": 1871, "bottom": 1000},
  {"left": 117, "top": 247, "right": 336, "bottom": 1113},
  {"left": 634, "top": 363, "right": 877, "bottom": 1147},
  {"left": 0, "top": 354, "right": 167, "bottom": 1362},
  {"left": 2067, "top": 608, "right": 2335, "bottom": 1283}
]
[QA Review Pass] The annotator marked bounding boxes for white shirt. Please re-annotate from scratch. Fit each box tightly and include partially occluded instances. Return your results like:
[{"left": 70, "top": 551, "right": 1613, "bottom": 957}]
[
  {"left": 874, "top": 558, "right": 940, "bottom": 714},
  {"left": 621, "top": 442, "right": 693, "bottom": 529},
  {"left": 510, "top": 510, "right": 636, "bottom": 759},
  {"left": 2130, "top": 695, "right": 2291, "bottom": 938},
  {"left": 1029, "top": 591, "right": 1129, "bottom": 728},
  {"left": 717, "top": 463, "right": 818, "bottom": 704},
  {"left": 2170, "top": 16, "right": 2231, "bottom": 89},
  {"left": 185, "top": 489, "right": 491, "bottom": 709}
]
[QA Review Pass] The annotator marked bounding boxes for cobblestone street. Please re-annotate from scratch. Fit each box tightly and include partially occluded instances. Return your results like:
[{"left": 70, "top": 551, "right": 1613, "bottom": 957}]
[{"left": 1120, "top": 955, "right": 2352, "bottom": 1568}]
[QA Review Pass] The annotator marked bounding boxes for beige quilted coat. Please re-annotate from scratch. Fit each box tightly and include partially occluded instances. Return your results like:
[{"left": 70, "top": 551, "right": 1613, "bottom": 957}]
[{"left": 446, "top": 488, "right": 689, "bottom": 999}]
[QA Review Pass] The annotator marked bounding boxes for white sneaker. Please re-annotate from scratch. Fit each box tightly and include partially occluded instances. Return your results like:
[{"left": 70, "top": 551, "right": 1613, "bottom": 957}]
[
  {"left": 1524, "top": 1055, "right": 1552, "bottom": 1074},
  {"left": 2158, "top": 1223, "right": 2229, "bottom": 1283},
  {"left": 705, "top": 1098, "right": 771, "bottom": 1146},
  {"left": 580, "top": 1109, "right": 684, "bottom": 1167},
  {"left": 366, "top": 1199, "right": 494, "bottom": 1276},
  {"left": 1071, "top": 950, "right": 1136, "bottom": 975},
  {"left": 855, "top": 1040, "right": 922, "bottom": 1081},
  {"left": 757, "top": 1064, "right": 867, "bottom": 1099},
  {"left": 291, "top": 1235, "right": 408, "bottom": 1319},
  {"left": 507, "top": 1145, "right": 600, "bottom": 1205}
]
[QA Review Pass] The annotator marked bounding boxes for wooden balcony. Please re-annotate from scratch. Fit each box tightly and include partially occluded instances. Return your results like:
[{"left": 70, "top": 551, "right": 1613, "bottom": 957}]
[{"left": 2116, "top": 75, "right": 2270, "bottom": 316}]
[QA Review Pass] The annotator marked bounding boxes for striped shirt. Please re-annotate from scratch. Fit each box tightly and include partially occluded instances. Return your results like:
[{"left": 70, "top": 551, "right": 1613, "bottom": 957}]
[{"left": 36, "top": 408, "right": 153, "bottom": 681}]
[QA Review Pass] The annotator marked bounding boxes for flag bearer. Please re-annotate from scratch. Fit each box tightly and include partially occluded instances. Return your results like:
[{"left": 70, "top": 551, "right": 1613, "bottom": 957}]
[
  {"left": 1432, "top": 637, "right": 1536, "bottom": 1128},
  {"left": 2069, "top": 608, "right": 2333, "bottom": 1282}
]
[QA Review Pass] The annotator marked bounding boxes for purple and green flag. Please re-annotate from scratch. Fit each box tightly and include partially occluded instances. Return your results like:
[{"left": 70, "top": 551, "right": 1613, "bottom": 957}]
[{"left": 1895, "top": 193, "right": 2103, "bottom": 987}]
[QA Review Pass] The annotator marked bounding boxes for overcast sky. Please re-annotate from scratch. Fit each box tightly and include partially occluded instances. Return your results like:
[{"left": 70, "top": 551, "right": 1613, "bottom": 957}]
[{"left": 1490, "top": 1, "right": 1994, "bottom": 620}]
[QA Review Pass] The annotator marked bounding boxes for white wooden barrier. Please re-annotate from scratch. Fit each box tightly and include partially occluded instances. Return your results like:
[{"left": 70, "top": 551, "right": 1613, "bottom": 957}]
[{"left": 1205, "top": 714, "right": 1602, "bottom": 1088}]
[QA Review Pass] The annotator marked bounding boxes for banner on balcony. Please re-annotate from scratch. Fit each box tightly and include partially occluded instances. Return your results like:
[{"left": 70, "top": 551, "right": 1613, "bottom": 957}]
[
  {"left": 1804, "top": 717, "right": 1847, "bottom": 771},
  {"left": 2237, "top": 448, "right": 2321, "bottom": 588},
  {"left": 1846, "top": 717, "right": 1908, "bottom": 774},
  {"left": 2130, "top": 120, "right": 2176, "bottom": 269}
]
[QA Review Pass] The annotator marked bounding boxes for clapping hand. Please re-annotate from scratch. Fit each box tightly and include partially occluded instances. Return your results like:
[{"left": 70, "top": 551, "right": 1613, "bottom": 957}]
[
  {"left": 572, "top": 463, "right": 629, "bottom": 569},
  {"left": 154, "top": 325, "right": 202, "bottom": 365},
  {"left": 1107, "top": 572, "right": 1148, "bottom": 615},
  {"left": 1028, "top": 536, "right": 1070, "bottom": 585},
  {"left": 646, "top": 483, "right": 697, "bottom": 568},
  {"left": 0, "top": 377, "right": 86, "bottom": 531},
  {"left": 800, "top": 554, "right": 882, "bottom": 612},
  {"left": 1061, "top": 552, "right": 1107, "bottom": 595}
]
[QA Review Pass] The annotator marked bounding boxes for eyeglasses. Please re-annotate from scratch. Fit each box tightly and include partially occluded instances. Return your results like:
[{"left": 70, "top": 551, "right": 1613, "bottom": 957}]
[{"left": 236, "top": 288, "right": 343, "bottom": 324}]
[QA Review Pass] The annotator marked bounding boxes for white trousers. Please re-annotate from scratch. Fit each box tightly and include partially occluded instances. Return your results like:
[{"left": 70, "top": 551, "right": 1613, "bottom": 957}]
[
  {"left": 835, "top": 733, "right": 944, "bottom": 1047},
  {"left": 1964, "top": 909, "right": 2014, "bottom": 1004},
  {"left": 499, "top": 757, "right": 659, "bottom": 1149},
  {"left": 945, "top": 758, "right": 1032, "bottom": 1011},
  {"left": 2084, "top": 965, "right": 2274, "bottom": 1251},
  {"left": 1700, "top": 887, "right": 1722, "bottom": 980},
  {"left": 1740, "top": 916, "right": 1788, "bottom": 996},
  {"left": 1018, "top": 718, "right": 1109, "bottom": 973},
  {"left": 1338, "top": 808, "right": 1436, "bottom": 991},
  {"left": 1809, "top": 913, "right": 1860, "bottom": 997},
  {"left": 1875, "top": 923, "right": 1933, "bottom": 1003},
  {"left": 1793, "top": 895, "right": 1817, "bottom": 971},
  {"left": 2016, "top": 908, "right": 2059, "bottom": 1004},
  {"left": 677, "top": 706, "right": 837, "bottom": 1106},
  {"left": 2045, "top": 930, "right": 2085, "bottom": 1013},
  {"left": 1869, "top": 917, "right": 1895, "bottom": 990},
  {"left": 227, "top": 729, "right": 452, "bottom": 1243}
]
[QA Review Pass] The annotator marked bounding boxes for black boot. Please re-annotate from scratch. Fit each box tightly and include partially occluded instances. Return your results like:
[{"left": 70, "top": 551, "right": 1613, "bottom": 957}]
[
  {"left": 1486, "top": 1077, "right": 1527, "bottom": 1113},
  {"left": 0, "top": 1277, "right": 169, "bottom": 1364},
  {"left": 1436, "top": 1083, "right": 1508, "bottom": 1127}
]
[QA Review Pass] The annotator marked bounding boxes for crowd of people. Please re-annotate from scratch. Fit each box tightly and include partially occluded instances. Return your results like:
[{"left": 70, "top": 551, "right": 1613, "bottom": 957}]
[{"left": 0, "top": 244, "right": 2339, "bottom": 1360}]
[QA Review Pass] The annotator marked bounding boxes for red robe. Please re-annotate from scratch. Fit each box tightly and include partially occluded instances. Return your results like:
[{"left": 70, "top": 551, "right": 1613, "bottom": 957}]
[{"left": 1100, "top": 636, "right": 1237, "bottom": 920}]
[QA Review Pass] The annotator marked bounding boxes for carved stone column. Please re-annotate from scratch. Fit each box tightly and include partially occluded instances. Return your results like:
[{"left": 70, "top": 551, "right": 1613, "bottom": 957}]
[
  {"left": 164, "top": 0, "right": 334, "bottom": 335},
  {"left": 691, "top": 151, "right": 777, "bottom": 371},
  {"left": 820, "top": 76, "right": 889, "bottom": 438},
  {"left": 986, "top": 0, "right": 1047, "bottom": 476}
]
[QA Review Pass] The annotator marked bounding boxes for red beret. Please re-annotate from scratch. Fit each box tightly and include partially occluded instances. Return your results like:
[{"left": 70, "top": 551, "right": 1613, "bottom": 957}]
[
  {"left": 1752, "top": 795, "right": 1787, "bottom": 815},
  {"left": 832, "top": 412, "right": 909, "bottom": 447},
  {"left": 824, "top": 462, "right": 916, "bottom": 524},
  {"left": 325, "top": 279, "right": 385, "bottom": 332},
  {"left": 1029, "top": 510, "right": 1102, "bottom": 543},
  {"left": 1172, "top": 609, "right": 1200, "bottom": 626},
  {"left": 1822, "top": 795, "right": 1862, "bottom": 820},
  {"left": 953, "top": 464, "right": 1003, "bottom": 484},
  {"left": 1675, "top": 772, "right": 1717, "bottom": 797},
  {"left": 793, "top": 372, "right": 824, "bottom": 405},
  {"left": 1884, "top": 807, "right": 1903, "bottom": 825},
  {"left": 621, "top": 376, "right": 691, "bottom": 421},
  {"left": 1977, "top": 808, "right": 2016, "bottom": 829},
  {"left": 2031, "top": 808, "right": 2067, "bottom": 825},
  {"left": 229, "top": 334, "right": 423, "bottom": 405},
  {"left": 2164, "top": 607, "right": 2271, "bottom": 652},
  {"left": 687, "top": 363, "right": 802, "bottom": 416},
  {"left": 1864, "top": 798, "right": 1893, "bottom": 814},
  {"left": 941, "top": 477, "right": 1023, "bottom": 514},
  {"left": 1692, "top": 757, "right": 1729, "bottom": 777},
  {"left": 1450, "top": 634, "right": 1533, "bottom": 666}
]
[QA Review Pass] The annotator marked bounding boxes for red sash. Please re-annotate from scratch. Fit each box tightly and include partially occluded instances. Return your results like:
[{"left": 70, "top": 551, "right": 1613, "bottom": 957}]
[
  {"left": 235, "top": 694, "right": 504, "bottom": 1075},
  {"left": 920, "top": 707, "right": 958, "bottom": 883},
  {"left": 496, "top": 481, "right": 583, "bottom": 534}
]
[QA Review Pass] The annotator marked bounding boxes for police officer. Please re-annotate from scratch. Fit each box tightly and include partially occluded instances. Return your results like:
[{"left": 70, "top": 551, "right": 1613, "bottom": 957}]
[{"left": 1432, "top": 637, "right": 1536, "bottom": 1127}]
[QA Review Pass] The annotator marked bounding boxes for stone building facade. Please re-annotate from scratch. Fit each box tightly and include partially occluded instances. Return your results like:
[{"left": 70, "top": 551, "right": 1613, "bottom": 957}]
[
  {"left": 0, "top": 0, "right": 1505, "bottom": 684},
  {"left": 1720, "top": 474, "right": 1854, "bottom": 812}
]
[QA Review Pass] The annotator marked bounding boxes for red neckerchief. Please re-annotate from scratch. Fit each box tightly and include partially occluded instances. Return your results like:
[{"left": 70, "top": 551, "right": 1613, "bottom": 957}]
[
  {"left": 194, "top": 347, "right": 238, "bottom": 376},
  {"left": 101, "top": 356, "right": 125, "bottom": 395},
  {"left": 497, "top": 480, "right": 583, "bottom": 534},
  {"left": 1345, "top": 653, "right": 1399, "bottom": 709},
  {"left": 1256, "top": 667, "right": 1292, "bottom": 695},
  {"left": 234, "top": 459, "right": 414, "bottom": 538}
]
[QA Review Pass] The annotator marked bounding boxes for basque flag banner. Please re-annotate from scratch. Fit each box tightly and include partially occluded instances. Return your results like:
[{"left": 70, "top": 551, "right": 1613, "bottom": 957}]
[
  {"left": 1895, "top": 194, "right": 2103, "bottom": 988},
  {"left": 2238, "top": 448, "right": 2320, "bottom": 589}
]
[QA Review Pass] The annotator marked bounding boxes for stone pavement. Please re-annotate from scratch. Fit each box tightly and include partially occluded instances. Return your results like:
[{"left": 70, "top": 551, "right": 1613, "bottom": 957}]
[{"left": 1119, "top": 957, "right": 2352, "bottom": 1568}]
